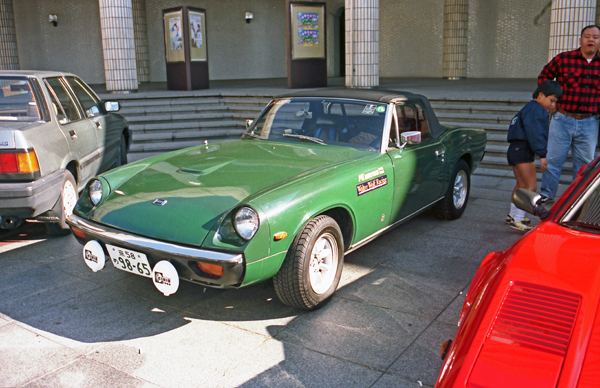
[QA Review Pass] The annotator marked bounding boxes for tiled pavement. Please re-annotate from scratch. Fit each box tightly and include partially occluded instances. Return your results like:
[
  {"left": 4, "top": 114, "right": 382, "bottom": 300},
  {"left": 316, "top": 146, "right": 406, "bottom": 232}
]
[{"left": 0, "top": 172, "right": 565, "bottom": 388}]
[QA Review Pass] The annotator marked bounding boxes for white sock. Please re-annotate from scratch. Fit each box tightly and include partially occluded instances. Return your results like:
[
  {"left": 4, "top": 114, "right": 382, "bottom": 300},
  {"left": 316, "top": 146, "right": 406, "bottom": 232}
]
[
  {"left": 509, "top": 203, "right": 518, "bottom": 217},
  {"left": 513, "top": 209, "right": 526, "bottom": 222}
]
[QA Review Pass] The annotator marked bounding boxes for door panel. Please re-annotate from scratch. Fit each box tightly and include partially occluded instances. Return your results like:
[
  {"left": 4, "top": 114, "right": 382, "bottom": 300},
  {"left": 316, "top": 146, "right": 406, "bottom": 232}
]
[{"left": 44, "top": 77, "right": 99, "bottom": 184}]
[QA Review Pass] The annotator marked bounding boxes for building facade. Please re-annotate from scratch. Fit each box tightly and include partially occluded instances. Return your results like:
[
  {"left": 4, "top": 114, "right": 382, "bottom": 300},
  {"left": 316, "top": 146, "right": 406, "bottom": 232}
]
[{"left": 0, "top": 0, "right": 597, "bottom": 90}]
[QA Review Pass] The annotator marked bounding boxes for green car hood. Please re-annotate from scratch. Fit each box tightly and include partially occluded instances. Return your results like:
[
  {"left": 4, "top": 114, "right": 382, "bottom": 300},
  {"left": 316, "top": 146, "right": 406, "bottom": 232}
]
[{"left": 91, "top": 139, "right": 370, "bottom": 246}]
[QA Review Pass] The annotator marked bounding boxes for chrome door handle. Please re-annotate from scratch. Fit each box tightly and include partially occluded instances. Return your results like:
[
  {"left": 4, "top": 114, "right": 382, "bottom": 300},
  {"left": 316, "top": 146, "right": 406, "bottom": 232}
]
[
  {"left": 96, "top": 122, "right": 102, "bottom": 130},
  {"left": 69, "top": 130, "right": 77, "bottom": 140}
]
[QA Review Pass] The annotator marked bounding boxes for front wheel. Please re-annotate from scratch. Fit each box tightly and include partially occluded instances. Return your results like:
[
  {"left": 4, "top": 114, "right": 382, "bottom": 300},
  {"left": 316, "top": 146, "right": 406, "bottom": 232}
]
[
  {"left": 433, "top": 159, "right": 470, "bottom": 220},
  {"left": 47, "top": 170, "right": 78, "bottom": 236},
  {"left": 273, "top": 215, "right": 344, "bottom": 310}
]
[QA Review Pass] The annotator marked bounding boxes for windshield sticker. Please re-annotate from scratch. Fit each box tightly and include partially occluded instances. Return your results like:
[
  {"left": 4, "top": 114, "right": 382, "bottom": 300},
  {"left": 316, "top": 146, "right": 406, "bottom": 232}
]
[
  {"left": 357, "top": 175, "right": 388, "bottom": 196},
  {"left": 362, "top": 104, "right": 377, "bottom": 115},
  {"left": 358, "top": 167, "right": 384, "bottom": 182},
  {"left": 376, "top": 106, "right": 386, "bottom": 113}
]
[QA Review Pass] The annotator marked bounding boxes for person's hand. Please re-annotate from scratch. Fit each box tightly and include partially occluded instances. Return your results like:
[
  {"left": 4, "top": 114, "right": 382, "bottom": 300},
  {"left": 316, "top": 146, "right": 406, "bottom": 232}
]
[{"left": 540, "top": 158, "right": 548, "bottom": 172}]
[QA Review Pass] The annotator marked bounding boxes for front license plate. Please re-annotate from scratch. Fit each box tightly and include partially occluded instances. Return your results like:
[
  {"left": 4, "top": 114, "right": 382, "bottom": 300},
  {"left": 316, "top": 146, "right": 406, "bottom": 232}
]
[{"left": 106, "top": 244, "right": 152, "bottom": 278}]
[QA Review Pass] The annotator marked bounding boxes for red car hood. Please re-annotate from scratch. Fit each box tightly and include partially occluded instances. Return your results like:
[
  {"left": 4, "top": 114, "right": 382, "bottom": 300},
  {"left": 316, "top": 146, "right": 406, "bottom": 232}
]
[{"left": 442, "top": 222, "right": 600, "bottom": 388}]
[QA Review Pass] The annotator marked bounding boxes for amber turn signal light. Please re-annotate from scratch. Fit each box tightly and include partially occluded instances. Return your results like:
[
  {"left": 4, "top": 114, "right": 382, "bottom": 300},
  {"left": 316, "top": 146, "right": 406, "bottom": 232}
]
[
  {"left": 0, "top": 150, "right": 40, "bottom": 174},
  {"left": 440, "top": 339, "right": 452, "bottom": 360},
  {"left": 274, "top": 232, "right": 287, "bottom": 241},
  {"left": 197, "top": 262, "right": 224, "bottom": 277}
]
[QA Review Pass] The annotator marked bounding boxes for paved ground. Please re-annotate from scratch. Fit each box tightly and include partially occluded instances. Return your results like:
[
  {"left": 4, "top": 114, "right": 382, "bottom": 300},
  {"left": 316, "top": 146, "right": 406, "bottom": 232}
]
[{"left": 0, "top": 172, "right": 567, "bottom": 388}]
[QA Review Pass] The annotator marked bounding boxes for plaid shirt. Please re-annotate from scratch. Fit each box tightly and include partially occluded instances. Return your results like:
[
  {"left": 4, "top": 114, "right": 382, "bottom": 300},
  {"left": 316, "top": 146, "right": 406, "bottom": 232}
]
[{"left": 538, "top": 49, "right": 600, "bottom": 114}]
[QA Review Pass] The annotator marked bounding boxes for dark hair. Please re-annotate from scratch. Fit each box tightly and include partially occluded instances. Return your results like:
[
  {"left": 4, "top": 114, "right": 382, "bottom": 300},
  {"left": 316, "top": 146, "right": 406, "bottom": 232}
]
[
  {"left": 533, "top": 80, "right": 563, "bottom": 99},
  {"left": 581, "top": 25, "right": 600, "bottom": 36}
]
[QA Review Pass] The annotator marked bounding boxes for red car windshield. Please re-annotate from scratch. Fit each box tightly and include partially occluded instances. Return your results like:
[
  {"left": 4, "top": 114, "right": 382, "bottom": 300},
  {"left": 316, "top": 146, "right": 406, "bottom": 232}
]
[
  {"left": 560, "top": 160, "right": 600, "bottom": 233},
  {"left": 0, "top": 77, "right": 41, "bottom": 122}
]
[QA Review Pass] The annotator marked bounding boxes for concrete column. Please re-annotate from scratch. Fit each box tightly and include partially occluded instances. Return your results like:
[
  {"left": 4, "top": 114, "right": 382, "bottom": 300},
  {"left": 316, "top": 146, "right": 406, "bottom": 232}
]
[
  {"left": 345, "top": 0, "right": 379, "bottom": 88},
  {"left": 549, "top": 0, "right": 597, "bottom": 61},
  {"left": 99, "top": 0, "right": 138, "bottom": 92},
  {"left": 0, "top": 0, "right": 19, "bottom": 70},
  {"left": 132, "top": 0, "right": 149, "bottom": 83},
  {"left": 443, "top": 0, "right": 468, "bottom": 79}
]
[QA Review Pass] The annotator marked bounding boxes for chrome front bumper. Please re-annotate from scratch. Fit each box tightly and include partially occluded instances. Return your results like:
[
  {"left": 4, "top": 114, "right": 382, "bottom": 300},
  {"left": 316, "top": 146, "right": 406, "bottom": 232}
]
[{"left": 67, "top": 213, "right": 245, "bottom": 287}]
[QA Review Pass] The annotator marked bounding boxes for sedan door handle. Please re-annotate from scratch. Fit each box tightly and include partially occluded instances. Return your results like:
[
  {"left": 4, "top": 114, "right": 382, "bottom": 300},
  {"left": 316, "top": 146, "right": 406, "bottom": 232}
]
[
  {"left": 69, "top": 130, "right": 77, "bottom": 140},
  {"left": 96, "top": 122, "right": 102, "bottom": 131}
]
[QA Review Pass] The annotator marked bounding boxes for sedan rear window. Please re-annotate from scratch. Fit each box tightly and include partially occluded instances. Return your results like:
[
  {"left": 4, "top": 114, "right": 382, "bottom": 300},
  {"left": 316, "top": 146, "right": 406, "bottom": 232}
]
[{"left": 0, "top": 77, "right": 41, "bottom": 121}]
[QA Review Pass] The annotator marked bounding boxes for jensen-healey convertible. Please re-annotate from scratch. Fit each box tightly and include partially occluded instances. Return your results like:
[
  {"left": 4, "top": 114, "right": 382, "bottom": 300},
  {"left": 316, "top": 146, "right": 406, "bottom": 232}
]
[{"left": 67, "top": 89, "right": 486, "bottom": 310}]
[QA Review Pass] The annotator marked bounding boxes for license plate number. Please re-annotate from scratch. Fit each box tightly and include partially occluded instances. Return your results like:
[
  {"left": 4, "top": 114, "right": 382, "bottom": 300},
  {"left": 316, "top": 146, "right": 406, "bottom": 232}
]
[{"left": 106, "top": 244, "right": 152, "bottom": 278}]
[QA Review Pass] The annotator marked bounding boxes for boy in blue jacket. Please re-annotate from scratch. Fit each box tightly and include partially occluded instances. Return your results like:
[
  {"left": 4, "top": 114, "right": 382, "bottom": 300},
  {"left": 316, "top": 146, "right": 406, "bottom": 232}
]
[{"left": 506, "top": 80, "right": 562, "bottom": 231}]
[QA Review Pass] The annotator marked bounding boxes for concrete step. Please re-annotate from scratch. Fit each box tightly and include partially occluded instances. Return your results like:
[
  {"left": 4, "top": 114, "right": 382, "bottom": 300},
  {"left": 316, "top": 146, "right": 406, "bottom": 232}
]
[
  {"left": 130, "top": 119, "right": 242, "bottom": 132},
  {"left": 120, "top": 103, "right": 227, "bottom": 116},
  {"left": 431, "top": 103, "right": 522, "bottom": 115},
  {"left": 441, "top": 121, "right": 507, "bottom": 132},
  {"left": 437, "top": 112, "right": 515, "bottom": 124}
]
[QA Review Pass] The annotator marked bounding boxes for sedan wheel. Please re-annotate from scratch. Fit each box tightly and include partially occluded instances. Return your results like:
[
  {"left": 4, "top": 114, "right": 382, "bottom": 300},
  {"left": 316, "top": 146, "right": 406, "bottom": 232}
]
[
  {"left": 47, "top": 170, "right": 78, "bottom": 236},
  {"left": 274, "top": 215, "right": 344, "bottom": 310}
]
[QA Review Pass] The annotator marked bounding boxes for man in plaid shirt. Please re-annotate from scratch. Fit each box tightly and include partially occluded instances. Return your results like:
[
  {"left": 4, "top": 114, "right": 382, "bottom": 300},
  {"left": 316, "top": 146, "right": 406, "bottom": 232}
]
[{"left": 538, "top": 25, "right": 600, "bottom": 202}]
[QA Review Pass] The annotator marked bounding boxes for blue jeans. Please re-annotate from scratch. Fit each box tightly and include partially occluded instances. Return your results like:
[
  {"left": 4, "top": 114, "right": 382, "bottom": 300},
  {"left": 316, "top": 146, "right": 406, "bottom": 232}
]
[{"left": 541, "top": 112, "right": 599, "bottom": 198}]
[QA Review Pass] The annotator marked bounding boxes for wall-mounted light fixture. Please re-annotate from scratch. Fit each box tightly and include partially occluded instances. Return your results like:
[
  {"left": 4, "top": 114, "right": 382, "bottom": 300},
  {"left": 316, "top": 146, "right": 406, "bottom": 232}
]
[
  {"left": 245, "top": 12, "right": 253, "bottom": 24},
  {"left": 49, "top": 14, "right": 58, "bottom": 27}
]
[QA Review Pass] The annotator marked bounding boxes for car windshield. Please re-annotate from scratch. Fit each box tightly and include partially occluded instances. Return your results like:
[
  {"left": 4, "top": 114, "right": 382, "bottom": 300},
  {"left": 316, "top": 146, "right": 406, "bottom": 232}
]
[
  {"left": 0, "top": 77, "right": 41, "bottom": 121},
  {"left": 561, "top": 170, "right": 600, "bottom": 234},
  {"left": 244, "top": 97, "right": 388, "bottom": 152}
]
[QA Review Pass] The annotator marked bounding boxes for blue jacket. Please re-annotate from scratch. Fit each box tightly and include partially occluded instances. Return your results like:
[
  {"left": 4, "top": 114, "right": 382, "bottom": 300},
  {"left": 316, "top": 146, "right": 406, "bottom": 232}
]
[{"left": 506, "top": 100, "right": 549, "bottom": 158}]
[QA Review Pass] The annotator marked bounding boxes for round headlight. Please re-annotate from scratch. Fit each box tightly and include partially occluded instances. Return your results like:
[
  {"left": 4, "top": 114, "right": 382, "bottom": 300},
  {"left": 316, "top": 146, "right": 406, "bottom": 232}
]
[
  {"left": 233, "top": 206, "right": 259, "bottom": 240},
  {"left": 89, "top": 179, "right": 103, "bottom": 206}
]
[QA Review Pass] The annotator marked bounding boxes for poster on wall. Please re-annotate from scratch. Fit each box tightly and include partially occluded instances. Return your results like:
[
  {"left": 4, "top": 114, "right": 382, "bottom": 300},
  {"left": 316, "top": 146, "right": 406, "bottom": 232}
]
[
  {"left": 291, "top": 4, "right": 325, "bottom": 59},
  {"left": 189, "top": 11, "right": 207, "bottom": 61},
  {"left": 164, "top": 11, "right": 184, "bottom": 63}
]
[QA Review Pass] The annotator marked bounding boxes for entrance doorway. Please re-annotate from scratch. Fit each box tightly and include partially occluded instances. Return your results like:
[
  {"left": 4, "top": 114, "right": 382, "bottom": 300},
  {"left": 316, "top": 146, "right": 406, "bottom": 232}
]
[{"left": 334, "top": 7, "right": 345, "bottom": 77}]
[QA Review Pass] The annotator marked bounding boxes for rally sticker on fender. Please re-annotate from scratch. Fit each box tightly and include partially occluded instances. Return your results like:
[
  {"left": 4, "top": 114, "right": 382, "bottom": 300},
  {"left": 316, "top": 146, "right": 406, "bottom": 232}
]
[
  {"left": 358, "top": 167, "right": 385, "bottom": 182},
  {"left": 357, "top": 175, "right": 388, "bottom": 196}
]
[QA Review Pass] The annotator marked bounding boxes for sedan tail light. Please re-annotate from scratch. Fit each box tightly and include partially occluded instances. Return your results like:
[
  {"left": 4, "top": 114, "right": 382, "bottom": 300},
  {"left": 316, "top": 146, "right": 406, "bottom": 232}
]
[{"left": 0, "top": 149, "right": 41, "bottom": 179}]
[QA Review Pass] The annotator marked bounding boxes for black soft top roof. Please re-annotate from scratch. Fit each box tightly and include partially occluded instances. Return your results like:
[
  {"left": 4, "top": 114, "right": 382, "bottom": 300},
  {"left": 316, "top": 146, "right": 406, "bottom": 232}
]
[{"left": 276, "top": 87, "right": 445, "bottom": 138}]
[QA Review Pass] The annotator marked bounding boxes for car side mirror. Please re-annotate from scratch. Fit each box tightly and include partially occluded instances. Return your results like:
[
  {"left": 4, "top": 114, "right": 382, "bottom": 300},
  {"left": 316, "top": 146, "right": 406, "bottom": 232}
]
[
  {"left": 399, "top": 131, "right": 421, "bottom": 150},
  {"left": 246, "top": 119, "right": 253, "bottom": 129},
  {"left": 104, "top": 101, "right": 120, "bottom": 112},
  {"left": 513, "top": 188, "right": 551, "bottom": 219}
]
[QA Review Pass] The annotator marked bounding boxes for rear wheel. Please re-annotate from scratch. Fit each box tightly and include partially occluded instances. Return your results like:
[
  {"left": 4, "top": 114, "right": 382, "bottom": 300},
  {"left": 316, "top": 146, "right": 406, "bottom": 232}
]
[
  {"left": 47, "top": 170, "right": 78, "bottom": 236},
  {"left": 433, "top": 159, "right": 470, "bottom": 220},
  {"left": 273, "top": 215, "right": 344, "bottom": 310}
]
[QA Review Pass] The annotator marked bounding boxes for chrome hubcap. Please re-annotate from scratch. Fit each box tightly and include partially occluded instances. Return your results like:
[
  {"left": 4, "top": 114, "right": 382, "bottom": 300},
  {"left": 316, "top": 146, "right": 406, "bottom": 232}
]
[
  {"left": 308, "top": 233, "right": 338, "bottom": 295},
  {"left": 452, "top": 170, "right": 467, "bottom": 209}
]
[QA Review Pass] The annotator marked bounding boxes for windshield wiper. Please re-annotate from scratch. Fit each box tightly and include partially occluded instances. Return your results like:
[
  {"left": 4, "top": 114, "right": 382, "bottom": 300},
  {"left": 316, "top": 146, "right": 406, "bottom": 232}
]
[
  {"left": 242, "top": 132, "right": 262, "bottom": 140},
  {"left": 561, "top": 220, "right": 600, "bottom": 231},
  {"left": 283, "top": 133, "right": 325, "bottom": 144}
]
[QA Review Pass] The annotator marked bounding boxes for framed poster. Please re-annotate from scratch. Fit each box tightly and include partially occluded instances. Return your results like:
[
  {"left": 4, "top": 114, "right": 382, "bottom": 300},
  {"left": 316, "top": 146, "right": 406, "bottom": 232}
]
[
  {"left": 290, "top": 4, "right": 325, "bottom": 59},
  {"left": 189, "top": 11, "right": 207, "bottom": 61},
  {"left": 164, "top": 10, "right": 184, "bottom": 63}
]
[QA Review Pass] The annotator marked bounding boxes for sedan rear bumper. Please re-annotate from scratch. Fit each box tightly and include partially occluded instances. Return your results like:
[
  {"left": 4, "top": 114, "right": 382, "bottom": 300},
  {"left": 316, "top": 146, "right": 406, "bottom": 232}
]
[
  {"left": 67, "top": 213, "right": 245, "bottom": 287},
  {"left": 0, "top": 169, "right": 64, "bottom": 218}
]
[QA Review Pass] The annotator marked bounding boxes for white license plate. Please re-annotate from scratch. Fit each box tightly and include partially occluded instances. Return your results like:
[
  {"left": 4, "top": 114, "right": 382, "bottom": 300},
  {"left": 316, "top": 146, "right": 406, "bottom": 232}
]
[{"left": 106, "top": 244, "right": 152, "bottom": 278}]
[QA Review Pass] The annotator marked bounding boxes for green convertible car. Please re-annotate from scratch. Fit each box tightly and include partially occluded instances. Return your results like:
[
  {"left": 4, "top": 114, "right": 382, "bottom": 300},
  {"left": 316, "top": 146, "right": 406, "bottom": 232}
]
[{"left": 67, "top": 89, "right": 486, "bottom": 310}]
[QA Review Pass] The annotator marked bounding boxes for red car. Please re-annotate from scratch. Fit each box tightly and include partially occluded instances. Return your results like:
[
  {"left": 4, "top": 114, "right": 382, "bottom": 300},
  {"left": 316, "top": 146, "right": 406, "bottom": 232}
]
[{"left": 436, "top": 155, "right": 600, "bottom": 388}]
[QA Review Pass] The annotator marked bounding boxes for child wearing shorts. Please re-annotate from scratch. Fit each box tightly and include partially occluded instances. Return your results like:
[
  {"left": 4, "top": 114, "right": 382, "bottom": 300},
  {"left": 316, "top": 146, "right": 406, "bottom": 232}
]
[{"left": 506, "top": 80, "right": 562, "bottom": 231}]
